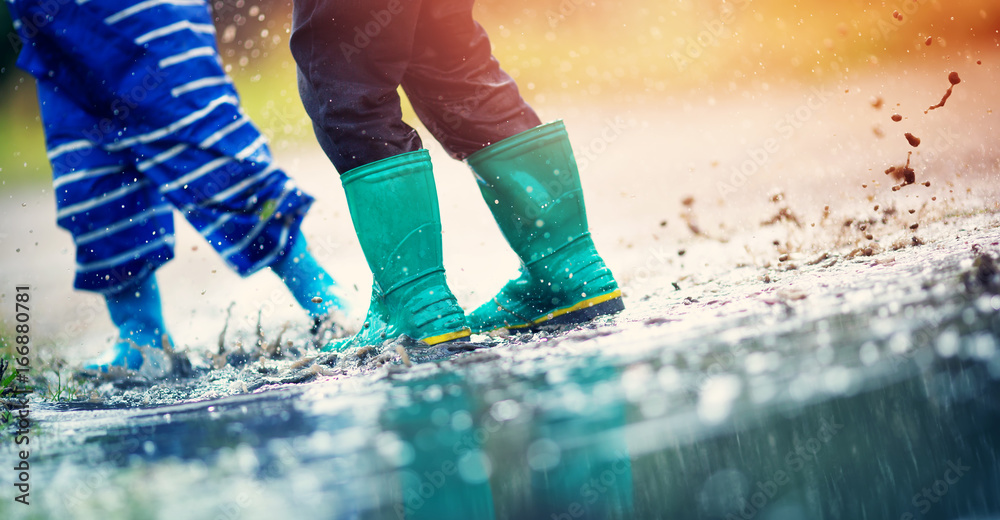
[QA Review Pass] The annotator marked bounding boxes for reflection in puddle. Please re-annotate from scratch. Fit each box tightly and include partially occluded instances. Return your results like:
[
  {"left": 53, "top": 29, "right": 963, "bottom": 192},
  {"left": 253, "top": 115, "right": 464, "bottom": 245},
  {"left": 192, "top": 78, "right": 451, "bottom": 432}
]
[{"left": 7, "top": 231, "right": 1000, "bottom": 520}]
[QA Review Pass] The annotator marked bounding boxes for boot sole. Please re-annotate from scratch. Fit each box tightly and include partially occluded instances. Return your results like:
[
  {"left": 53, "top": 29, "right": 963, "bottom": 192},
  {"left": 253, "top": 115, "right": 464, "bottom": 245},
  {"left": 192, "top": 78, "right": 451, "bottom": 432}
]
[
  {"left": 499, "top": 289, "right": 624, "bottom": 333},
  {"left": 321, "top": 327, "right": 471, "bottom": 352},
  {"left": 421, "top": 327, "right": 472, "bottom": 346}
]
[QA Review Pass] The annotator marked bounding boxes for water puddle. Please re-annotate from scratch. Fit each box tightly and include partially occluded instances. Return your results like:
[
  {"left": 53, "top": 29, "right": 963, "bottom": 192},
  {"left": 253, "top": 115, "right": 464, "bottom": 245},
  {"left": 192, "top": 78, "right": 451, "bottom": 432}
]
[{"left": 4, "top": 218, "right": 999, "bottom": 519}]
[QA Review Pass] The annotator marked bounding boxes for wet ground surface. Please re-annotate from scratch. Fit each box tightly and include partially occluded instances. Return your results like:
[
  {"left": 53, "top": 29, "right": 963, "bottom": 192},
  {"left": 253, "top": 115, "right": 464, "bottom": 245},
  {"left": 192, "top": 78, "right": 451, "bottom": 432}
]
[
  {"left": 3, "top": 60, "right": 1000, "bottom": 519},
  {"left": 1, "top": 213, "right": 998, "bottom": 519}
]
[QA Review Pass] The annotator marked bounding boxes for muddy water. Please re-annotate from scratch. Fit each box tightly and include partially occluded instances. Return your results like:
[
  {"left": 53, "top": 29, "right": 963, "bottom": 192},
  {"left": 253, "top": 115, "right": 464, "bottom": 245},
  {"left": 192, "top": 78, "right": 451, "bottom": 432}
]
[{"left": 2, "top": 218, "right": 997, "bottom": 519}]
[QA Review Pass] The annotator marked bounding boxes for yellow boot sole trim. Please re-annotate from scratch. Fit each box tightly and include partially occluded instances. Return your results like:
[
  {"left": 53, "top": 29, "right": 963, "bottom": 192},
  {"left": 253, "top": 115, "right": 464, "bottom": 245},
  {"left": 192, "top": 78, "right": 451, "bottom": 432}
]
[
  {"left": 421, "top": 327, "right": 472, "bottom": 346},
  {"left": 506, "top": 289, "right": 624, "bottom": 330}
]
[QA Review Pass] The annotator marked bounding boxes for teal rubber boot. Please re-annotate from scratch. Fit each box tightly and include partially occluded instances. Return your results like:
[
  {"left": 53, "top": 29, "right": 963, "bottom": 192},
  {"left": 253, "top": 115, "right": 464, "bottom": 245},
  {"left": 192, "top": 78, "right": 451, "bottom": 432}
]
[
  {"left": 322, "top": 150, "right": 470, "bottom": 352},
  {"left": 466, "top": 120, "right": 623, "bottom": 333}
]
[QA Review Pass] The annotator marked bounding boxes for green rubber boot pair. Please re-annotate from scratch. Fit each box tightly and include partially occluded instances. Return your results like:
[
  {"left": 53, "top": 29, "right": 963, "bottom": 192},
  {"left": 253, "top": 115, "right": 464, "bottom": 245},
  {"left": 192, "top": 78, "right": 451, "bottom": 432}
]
[
  {"left": 323, "top": 120, "right": 621, "bottom": 351},
  {"left": 465, "top": 120, "right": 623, "bottom": 333},
  {"left": 323, "top": 150, "right": 470, "bottom": 352}
]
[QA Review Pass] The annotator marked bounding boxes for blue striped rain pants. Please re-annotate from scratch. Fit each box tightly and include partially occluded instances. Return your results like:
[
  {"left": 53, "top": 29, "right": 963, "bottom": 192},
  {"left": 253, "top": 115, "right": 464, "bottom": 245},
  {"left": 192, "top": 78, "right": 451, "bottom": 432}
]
[{"left": 8, "top": 0, "right": 314, "bottom": 294}]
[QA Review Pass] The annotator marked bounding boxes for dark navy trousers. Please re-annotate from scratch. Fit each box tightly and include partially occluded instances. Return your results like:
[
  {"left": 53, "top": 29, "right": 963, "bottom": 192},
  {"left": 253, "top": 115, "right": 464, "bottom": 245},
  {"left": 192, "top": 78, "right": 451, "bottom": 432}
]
[{"left": 290, "top": 0, "right": 542, "bottom": 173}]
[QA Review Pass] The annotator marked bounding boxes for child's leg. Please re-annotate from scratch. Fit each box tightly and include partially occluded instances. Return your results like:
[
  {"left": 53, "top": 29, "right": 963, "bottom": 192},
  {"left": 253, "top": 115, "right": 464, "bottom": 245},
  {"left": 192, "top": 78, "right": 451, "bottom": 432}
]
[
  {"left": 119, "top": 4, "right": 346, "bottom": 321},
  {"left": 37, "top": 81, "right": 174, "bottom": 375},
  {"left": 400, "top": 0, "right": 543, "bottom": 159},
  {"left": 291, "top": 1, "right": 472, "bottom": 349},
  {"left": 39, "top": 80, "right": 176, "bottom": 296},
  {"left": 291, "top": 0, "right": 428, "bottom": 174},
  {"left": 12, "top": 0, "right": 346, "bottom": 322},
  {"left": 290, "top": 0, "right": 538, "bottom": 172},
  {"left": 390, "top": 2, "right": 623, "bottom": 330},
  {"left": 131, "top": 125, "right": 348, "bottom": 323}
]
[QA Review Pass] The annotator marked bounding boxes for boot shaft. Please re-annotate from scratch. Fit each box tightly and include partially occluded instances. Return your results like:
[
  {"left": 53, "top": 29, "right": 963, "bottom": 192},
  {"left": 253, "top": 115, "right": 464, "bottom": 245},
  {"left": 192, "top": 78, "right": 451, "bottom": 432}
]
[
  {"left": 465, "top": 121, "right": 623, "bottom": 333},
  {"left": 341, "top": 150, "right": 445, "bottom": 297},
  {"left": 467, "top": 120, "right": 589, "bottom": 264},
  {"left": 334, "top": 150, "right": 469, "bottom": 348}
]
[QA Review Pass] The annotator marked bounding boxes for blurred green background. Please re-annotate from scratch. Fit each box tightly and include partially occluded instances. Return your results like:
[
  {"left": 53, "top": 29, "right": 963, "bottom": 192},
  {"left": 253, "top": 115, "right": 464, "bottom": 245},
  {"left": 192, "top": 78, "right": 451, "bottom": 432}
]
[{"left": 0, "top": 0, "right": 996, "bottom": 185}]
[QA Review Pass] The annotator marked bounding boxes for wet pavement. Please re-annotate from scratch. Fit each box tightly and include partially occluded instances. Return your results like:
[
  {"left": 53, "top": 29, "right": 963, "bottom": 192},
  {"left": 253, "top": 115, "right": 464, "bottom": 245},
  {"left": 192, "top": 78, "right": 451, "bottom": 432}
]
[{"left": 2, "top": 213, "right": 998, "bottom": 519}]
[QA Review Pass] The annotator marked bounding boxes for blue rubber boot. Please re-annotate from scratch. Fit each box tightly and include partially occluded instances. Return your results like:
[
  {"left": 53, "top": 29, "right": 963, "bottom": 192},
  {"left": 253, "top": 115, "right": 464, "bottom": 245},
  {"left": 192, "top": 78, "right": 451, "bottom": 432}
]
[
  {"left": 84, "top": 273, "right": 173, "bottom": 378},
  {"left": 270, "top": 230, "right": 349, "bottom": 332}
]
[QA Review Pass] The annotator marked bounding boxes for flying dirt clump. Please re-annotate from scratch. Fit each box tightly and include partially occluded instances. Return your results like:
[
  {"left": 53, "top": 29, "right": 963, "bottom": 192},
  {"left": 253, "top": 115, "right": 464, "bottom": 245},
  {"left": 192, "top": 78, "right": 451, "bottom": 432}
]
[
  {"left": 886, "top": 152, "right": 916, "bottom": 191},
  {"left": 926, "top": 72, "right": 961, "bottom": 113},
  {"left": 680, "top": 196, "right": 704, "bottom": 236},
  {"left": 762, "top": 207, "right": 802, "bottom": 227},
  {"left": 760, "top": 192, "right": 802, "bottom": 227},
  {"left": 878, "top": 71, "right": 961, "bottom": 195}
]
